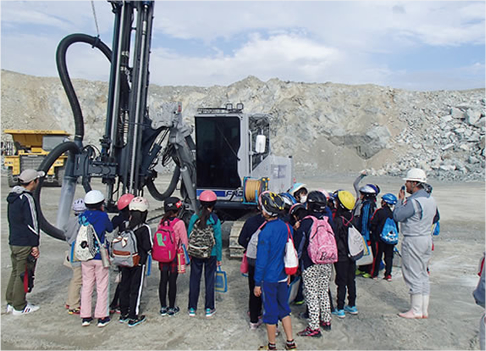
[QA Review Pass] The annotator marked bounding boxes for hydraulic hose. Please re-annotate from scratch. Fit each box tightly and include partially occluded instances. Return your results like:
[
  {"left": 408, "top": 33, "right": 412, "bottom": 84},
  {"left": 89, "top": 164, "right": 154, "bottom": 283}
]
[
  {"left": 146, "top": 166, "right": 181, "bottom": 201},
  {"left": 34, "top": 142, "right": 81, "bottom": 240},
  {"left": 56, "top": 33, "right": 112, "bottom": 144}
]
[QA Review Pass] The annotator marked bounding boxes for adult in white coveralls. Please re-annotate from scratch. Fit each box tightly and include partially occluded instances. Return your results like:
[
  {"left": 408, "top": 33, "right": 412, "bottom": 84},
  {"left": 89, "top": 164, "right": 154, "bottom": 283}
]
[{"left": 393, "top": 168, "right": 437, "bottom": 319}]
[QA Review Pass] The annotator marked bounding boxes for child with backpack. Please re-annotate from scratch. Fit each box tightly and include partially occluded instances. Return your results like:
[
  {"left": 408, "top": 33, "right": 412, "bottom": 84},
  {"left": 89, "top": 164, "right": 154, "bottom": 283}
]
[
  {"left": 370, "top": 193, "right": 398, "bottom": 281},
  {"left": 63, "top": 198, "right": 86, "bottom": 315},
  {"left": 154, "top": 197, "right": 188, "bottom": 317},
  {"left": 294, "top": 191, "right": 336, "bottom": 337},
  {"left": 332, "top": 190, "right": 358, "bottom": 319},
  {"left": 117, "top": 196, "right": 152, "bottom": 327},
  {"left": 254, "top": 192, "right": 296, "bottom": 351},
  {"left": 109, "top": 193, "right": 134, "bottom": 314},
  {"left": 78, "top": 190, "right": 113, "bottom": 328},
  {"left": 187, "top": 190, "right": 222, "bottom": 318},
  {"left": 187, "top": 190, "right": 223, "bottom": 318}
]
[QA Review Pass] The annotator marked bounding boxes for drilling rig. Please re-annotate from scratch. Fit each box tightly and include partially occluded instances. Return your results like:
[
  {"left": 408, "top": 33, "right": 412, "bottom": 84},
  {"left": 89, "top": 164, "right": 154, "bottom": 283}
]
[{"left": 35, "top": 1, "right": 293, "bottom": 257}]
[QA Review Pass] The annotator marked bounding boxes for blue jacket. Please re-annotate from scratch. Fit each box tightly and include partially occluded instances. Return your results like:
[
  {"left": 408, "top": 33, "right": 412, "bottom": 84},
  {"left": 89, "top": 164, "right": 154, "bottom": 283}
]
[
  {"left": 254, "top": 218, "right": 291, "bottom": 287},
  {"left": 188, "top": 213, "right": 222, "bottom": 261},
  {"left": 79, "top": 209, "right": 113, "bottom": 260},
  {"left": 7, "top": 186, "right": 40, "bottom": 247}
]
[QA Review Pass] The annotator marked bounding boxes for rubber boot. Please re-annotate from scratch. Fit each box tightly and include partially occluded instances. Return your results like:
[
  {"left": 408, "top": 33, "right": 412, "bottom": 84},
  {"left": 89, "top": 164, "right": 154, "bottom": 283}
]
[
  {"left": 398, "top": 294, "right": 423, "bottom": 319},
  {"left": 422, "top": 294, "right": 429, "bottom": 319}
]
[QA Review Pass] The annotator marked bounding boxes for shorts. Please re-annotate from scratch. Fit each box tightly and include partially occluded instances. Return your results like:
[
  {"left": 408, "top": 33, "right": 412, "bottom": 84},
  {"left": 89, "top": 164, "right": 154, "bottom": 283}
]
[{"left": 261, "top": 281, "right": 291, "bottom": 325}]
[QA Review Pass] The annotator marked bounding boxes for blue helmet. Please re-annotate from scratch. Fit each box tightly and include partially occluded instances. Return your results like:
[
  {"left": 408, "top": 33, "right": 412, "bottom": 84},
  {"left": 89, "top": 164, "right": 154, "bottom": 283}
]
[
  {"left": 287, "top": 183, "right": 307, "bottom": 197},
  {"left": 382, "top": 193, "right": 397, "bottom": 205},
  {"left": 279, "top": 192, "right": 297, "bottom": 205}
]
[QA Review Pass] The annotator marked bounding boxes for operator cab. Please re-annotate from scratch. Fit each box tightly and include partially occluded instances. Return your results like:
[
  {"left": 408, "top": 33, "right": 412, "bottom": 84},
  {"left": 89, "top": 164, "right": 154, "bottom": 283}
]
[{"left": 195, "top": 103, "right": 270, "bottom": 204}]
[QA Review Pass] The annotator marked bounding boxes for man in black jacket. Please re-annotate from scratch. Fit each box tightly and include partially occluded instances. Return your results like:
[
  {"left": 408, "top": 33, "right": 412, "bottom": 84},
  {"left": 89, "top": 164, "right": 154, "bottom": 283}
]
[{"left": 6, "top": 169, "right": 44, "bottom": 315}]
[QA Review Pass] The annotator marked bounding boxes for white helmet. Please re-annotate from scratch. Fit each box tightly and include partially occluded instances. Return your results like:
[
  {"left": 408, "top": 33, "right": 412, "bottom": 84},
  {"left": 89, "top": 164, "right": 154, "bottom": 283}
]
[
  {"left": 129, "top": 196, "right": 149, "bottom": 212},
  {"left": 84, "top": 190, "right": 105, "bottom": 205},
  {"left": 403, "top": 168, "right": 427, "bottom": 183},
  {"left": 72, "top": 198, "right": 86, "bottom": 213}
]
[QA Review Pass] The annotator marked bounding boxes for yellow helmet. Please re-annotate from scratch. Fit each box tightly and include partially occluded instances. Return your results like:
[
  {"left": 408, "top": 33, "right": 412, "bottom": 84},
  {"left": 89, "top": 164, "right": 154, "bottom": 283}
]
[{"left": 337, "top": 191, "right": 355, "bottom": 210}]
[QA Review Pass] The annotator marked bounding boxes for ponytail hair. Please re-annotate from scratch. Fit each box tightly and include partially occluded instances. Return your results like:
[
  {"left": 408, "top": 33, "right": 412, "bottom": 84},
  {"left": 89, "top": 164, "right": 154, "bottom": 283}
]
[
  {"left": 160, "top": 210, "right": 178, "bottom": 225},
  {"left": 197, "top": 204, "right": 213, "bottom": 229}
]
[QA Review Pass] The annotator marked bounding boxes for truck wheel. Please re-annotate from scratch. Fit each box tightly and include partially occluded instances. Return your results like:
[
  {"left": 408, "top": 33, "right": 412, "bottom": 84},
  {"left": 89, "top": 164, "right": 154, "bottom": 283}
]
[{"left": 7, "top": 168, "right": 17, "bottom": 187}]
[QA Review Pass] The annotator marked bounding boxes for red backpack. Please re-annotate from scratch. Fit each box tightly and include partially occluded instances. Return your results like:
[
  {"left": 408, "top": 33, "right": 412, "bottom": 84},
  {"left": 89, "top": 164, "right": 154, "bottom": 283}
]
[{"left": 152, "top": 218, "right": 180, "bottom": 263}]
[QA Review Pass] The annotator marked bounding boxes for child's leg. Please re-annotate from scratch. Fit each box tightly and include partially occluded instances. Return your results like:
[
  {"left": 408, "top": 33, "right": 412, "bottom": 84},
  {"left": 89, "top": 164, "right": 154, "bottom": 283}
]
[
  {"left": 188, "top": 258, "right": 203, "bottom": 310},
  {"left": 168, "top": 270, "right": 179, "bottom": 308},
  {"left": 127, "top": 265, "right": 144, "bottom": 320},
  {"left": 384, "top": 244, "right": 394, "bottom": 277},
  {"left": 159, "top": 268, "right": 169, "bottom": 307},
  {"left": 302, "top": 266, "right": 320, "bottom": 330},
  {"left": 203, "top": 256, "right": 217, "bottom": 310},
  {"left": 346, "top": 260, "right": 357, "bottom": 307},
  {"left": 319, "top": 264, "right": 332, "bottom": 323},
  {"left": 93, "top": 262, "right": 110, "bottom": 319},
  {"left": 334, "top": 261, "right": 347, "bottom": 310}
]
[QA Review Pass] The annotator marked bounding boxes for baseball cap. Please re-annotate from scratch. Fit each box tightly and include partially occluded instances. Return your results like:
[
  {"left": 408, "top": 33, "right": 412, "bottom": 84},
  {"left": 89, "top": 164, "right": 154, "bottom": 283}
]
[{"left": 18, "top": 169, "right": 45, "bottom": 183}]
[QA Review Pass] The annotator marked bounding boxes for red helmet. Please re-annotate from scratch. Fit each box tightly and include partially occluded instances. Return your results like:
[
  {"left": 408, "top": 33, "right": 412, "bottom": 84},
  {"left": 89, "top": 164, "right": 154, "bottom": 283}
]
[
  {"left": 199, "top": 190, "right": 217, "bottom": 202},
  {"left": 117, "top": 193, "right": 135, "bottom": 211}
]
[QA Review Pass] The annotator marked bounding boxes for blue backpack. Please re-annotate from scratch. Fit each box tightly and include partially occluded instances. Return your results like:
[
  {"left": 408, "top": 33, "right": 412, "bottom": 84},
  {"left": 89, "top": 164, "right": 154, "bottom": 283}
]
[{"left": 380, "top": 217, "right": 398, "bottom": 245}]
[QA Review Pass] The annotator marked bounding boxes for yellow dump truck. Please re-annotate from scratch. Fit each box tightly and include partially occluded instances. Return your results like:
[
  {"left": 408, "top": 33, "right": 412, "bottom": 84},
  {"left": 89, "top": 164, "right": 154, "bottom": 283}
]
[{"left": 3, "top": 129, "right": 70, "bottom": 187}]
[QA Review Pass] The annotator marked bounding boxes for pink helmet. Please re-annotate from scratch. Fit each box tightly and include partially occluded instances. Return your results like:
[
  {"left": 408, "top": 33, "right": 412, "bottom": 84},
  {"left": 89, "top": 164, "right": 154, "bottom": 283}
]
[
  {"left": 318, "top": 188, "right": 331, "bottom": 201},
  {"left": 117, "top": 193, "right": 135, "bottom": 210},
  {"left": 199, "top": 190, "right": 217, "bottom": 202}
]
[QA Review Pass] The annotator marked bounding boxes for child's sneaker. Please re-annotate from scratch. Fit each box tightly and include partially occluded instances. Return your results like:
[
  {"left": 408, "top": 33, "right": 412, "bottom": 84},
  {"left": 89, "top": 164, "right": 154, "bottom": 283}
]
[
  {"left": 97, "top": 317, "right": 111, "bottom": 328},
  {"left": 344, "top": 305, "right": 358, "bottom": 315},
  {"left": 205, "top": 308, "right": 216, "bottom": 318},
  {"left": 167, "top": 306, "right": 180, "bottom": 316},
  {"left": 128, "top": 315, "right": 146, "bottom": 327},
  {"left": 12, "top": 303, "right": 40, "bottom": 316},
  {"left": 188, "top": 308, "right": 196, "bottom": 317},
  {"left": 160, "top": 307, "right": 168, "bottom": 316},
  {"left": 82, "top": 317, "right": 93, "bottom": 327},
  {"left": 334, "top": 309, "right": 345, "bottom": 318},
  {"left": 384, "top": 275, "right": 392, "bottom": 282},
  {"left": 362, "top": 273, "right": 372, "bottom": 278},
  {"left": 109, "top": 305, "right": 121, "bottom": 314},
  {"left": 119, "top": 314, "right": 129, "bottom": 323},
  {"left": 6, "top": 304, "right": 13, "bottom": 314},
  {"left": 297, "top": 326, "right": 322, "bottom": 337},
  {"left": 285, "top": 339, "right": 297, "bottom": 350},
  {"left": 320, "top": 321, "right": 331, "bottom": 331},
  {"left": 68, "top": 308, "right": 80, "bottom": 315},
  {"left": 249, "top": 319, "right": 263, "bottom": 330},
  {"left": 259, "top": 343, "right": 277, "bottom": 350}
]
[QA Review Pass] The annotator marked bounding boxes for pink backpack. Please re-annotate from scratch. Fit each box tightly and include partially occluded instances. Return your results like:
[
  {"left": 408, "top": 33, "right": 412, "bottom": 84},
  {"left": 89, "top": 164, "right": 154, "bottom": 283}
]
[
  {"left": 152, "top": 218, "right": 180, "bottom": 263},
  {"left": 304, "top": 215, "right": 338, "bottom": 264}
]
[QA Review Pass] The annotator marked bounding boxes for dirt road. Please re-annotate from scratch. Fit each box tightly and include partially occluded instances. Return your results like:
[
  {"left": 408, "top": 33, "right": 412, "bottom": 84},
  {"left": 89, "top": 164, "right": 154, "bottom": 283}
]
[{"left": 1, "top": 173, "right": 484, "bottom": 350}]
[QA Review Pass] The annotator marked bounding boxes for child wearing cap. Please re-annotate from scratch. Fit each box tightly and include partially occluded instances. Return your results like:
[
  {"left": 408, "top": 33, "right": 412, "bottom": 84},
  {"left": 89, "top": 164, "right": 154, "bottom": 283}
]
[
  {"left": 63, "top": 198, "right": 87, "bottom": 315},
  {"left": 157, "top": 197, "right": 188, "bottom": 317}
]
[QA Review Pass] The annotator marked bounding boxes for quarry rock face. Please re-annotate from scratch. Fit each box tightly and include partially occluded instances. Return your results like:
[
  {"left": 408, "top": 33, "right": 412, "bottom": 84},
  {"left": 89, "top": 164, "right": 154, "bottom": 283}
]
[{"left": 1, "top": 70, "right": 484, "bottom": 181}]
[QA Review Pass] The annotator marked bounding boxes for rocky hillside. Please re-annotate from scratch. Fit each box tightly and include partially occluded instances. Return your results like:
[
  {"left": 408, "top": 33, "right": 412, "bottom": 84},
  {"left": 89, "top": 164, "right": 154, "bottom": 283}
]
[{"left": 1, "top": 70, "right": 484, "bottom": 181}]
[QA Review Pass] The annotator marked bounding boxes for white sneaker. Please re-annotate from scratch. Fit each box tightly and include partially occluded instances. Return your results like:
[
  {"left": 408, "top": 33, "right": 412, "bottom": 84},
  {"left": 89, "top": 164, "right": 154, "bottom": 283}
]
[
  {"left": 6, "top": 304, "right": 13, "bottom": 314},
  {"left": 12, "top": 303, "right": 39, "bottom": 315}
]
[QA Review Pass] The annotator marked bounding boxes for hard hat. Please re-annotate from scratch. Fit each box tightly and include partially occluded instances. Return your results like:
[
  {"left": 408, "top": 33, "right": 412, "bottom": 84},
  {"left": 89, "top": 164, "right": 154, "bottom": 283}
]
[
  {"left": 129, "top": 196, "right": 149, "bottom": 212},
  {"left": 199, "top": 190, "right": 217, "bottom": 203},
  {"left": 382, "top": 193, "right": 397, "bottom": 205},
  {"left": 288, "top": 183, "right": 307, "bottom": 197},
  {"left": 84, "top": 190, "right": 105, "bottom": 205},
  {"left": 307, "top": 190, "right": 327, "bottom": 213},
  {"left": 164, "top": 196, "right": 183, "bottom": 212},
  {"left": 72, "top": 198, "right": 86, "bottom": 213},
  {"left": 359, "top": 185, "right": 376, "bottom": 194},
  {"left": 403, "top": 168, "right": 427, "bottom": 183},
  {"left": 117, "top": 193, "right": 135, "bottom": 211},
  {"left": 259, "top": 191, "right": 285, "bottom": 217},
  {"left": 337, "top": 191, "right": 355, "bottom": 211}
]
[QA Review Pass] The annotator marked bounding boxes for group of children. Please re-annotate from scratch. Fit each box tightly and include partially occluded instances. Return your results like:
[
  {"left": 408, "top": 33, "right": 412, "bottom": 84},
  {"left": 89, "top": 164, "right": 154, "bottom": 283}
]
[
  {"left": 60, "top": 172, "right": 398, "bottom": 351},
  {"left": 236, "top": 174, "right": 401, "bottom": 349},
  {"left": 63, "top": 189, "right": 222, "bottom": 328}
]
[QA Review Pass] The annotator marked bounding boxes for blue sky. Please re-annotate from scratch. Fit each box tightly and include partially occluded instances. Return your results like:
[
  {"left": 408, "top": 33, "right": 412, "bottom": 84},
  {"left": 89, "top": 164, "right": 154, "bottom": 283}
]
[{"left": 1, "top": 1, "right": 485, "bottom": 91}]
